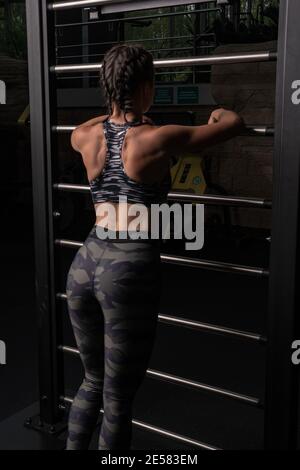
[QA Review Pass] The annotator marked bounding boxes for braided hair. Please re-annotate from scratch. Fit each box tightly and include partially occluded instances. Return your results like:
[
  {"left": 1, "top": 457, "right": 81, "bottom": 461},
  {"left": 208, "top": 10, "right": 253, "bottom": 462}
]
[{"left": 100, "top": 43, "right": 155, "bottom": 122}]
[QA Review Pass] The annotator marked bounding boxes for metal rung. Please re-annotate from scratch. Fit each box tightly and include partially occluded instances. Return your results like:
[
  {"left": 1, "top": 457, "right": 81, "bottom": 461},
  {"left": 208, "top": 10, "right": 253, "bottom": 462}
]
[
  {"left": 158, "top": 313, "right": 267, "bottom": 343},
  {"left": 161, "top": 253, "right": 269, "bottom": 277},
  {"left": 50, "top": 0, "right": 132, "bottom": 8},
  {"left": 54, "top": 183, "right": 90, "bottom": 193},
  {"left": 146, "top": 369, "right": 261, "bottom": 407},
  {"left": 53, "top": 125, "right": 274, "bottom": 137},
  {"left": 56, "top": 239, "right": 83, "bottom": 249},
  {"left": 59, "top": 345, "right": 261, "bottom": 407},
  {"left": 53, "top": 183, "right": 272, "bottom": 209},
  {"left": 50, "top": 0, "right": 220, "bottom": 12},
  {"left": 57, "top": 293, "right": 266, "bottom": 343},
  {"left": 167, "top": 192, "right": 272, "bottom": 209},
  {"left": 60, "top": 345, "right": 80, "bottom": 356},
  {"left": 57, "top": 293, "right": 68, "bottom": 300},
  {"left": 245, "top": 126, "right": 275, "bottom": 137},
  {"left": 48, "top": 0, "right": 132, "bottom": 10},
  {"left": 52, "top": 51, "right": 277, "bottom": 73},
  {"left": 60, "top": 395, "right": 220, "bottom": 450},
  {"left": 55, "top": 239, "right": 269, "bottom": 277}
]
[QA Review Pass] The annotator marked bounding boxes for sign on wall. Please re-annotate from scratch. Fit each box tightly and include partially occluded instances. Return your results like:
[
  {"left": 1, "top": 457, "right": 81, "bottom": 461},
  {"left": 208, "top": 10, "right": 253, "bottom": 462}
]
[{"left": 154, "top": 84, "right": 217, "bottom": 106}]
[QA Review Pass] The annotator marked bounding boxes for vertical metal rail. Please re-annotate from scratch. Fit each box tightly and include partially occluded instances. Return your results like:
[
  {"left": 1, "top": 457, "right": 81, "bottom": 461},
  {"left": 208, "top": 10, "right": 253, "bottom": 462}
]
[
  {"left": 265, "top": 0, "right": 300, "bottom": 450},
  {"left": 26, "top": 0, "right": 64, "bottom": 428}
]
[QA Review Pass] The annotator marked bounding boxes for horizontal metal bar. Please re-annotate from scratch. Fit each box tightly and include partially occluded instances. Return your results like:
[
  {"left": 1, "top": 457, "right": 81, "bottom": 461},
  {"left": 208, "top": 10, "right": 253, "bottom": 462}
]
[
  {"left": 57, "top": 293, "right": 68, "bottom": 300},
  {"left": 55, "top": 7, "right": 220, "bottom": 28},
  {"left": 105, "top": 0, "right": 225, "bottom": 14},
  {"left": 58, "top": 293, "right": 265, "bottom": 342},
  {"left": 60, "top": 294, "right": 264, "bottom": 342},
  {"left": 246, "top": 126, "right": 275, "bottom": 137},
  {"left": 59, "top": 345, "right": 80, "bottom": 355},
  {"left": 56, "top": 239, "right": 83, "bottom": 249},
  {"left": 146, "top": 369, "right": 261, "bottom": 407},
  {"left": 167, "top": 191, "right": 272, "bottom": 209},
  {"left": 50, "top": 0, "right": 217, "bottom": 12},
  {"left": 50, "top": 0, "right": 129, "bottom": 8},
  {"left": 53, "top": 125, "right": 274, "bottom": 138},
  {"left": 158, "top": 313, "right": 267, "bottom": 343},
  {"left": 130, "top": 419, "right": 220, "bottom": 450},
  {"left": 161, "top": 253, "right": 269, "bottom": 277},
  {"left": 52, "top": 51, "right": 277, "bottom": 73},
  {"left": 57, "top": 293, "right": 266, "bottom": 342},
  {"left": 55, "top": 239, "right": 269, "bottom": 276},
  {"left": 138, "top": 52, "right": 279, "bottom": 67},
  {"left": 54, "top": 183, "right": 90, "bottom": 192},
  {"left": 53, "top": 183, "right": 272, "bottom": 209},
  {"left": 60, "top": 345, "right": 261, "bottom": 406},
  {"left": 60, "top": 395, "right": 220, "bottom": 449}
]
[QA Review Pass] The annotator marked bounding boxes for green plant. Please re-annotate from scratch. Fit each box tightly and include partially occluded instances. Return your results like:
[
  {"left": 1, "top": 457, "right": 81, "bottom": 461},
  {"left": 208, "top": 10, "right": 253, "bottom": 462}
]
[{"left": 0, "top": 1, "right": 27, "bottom": 60}]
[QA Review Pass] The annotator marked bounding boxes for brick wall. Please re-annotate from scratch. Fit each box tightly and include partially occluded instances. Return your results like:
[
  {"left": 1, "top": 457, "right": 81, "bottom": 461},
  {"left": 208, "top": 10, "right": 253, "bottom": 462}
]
[{"left": 199, "top": 40, "right": 277, "bottom": 230}]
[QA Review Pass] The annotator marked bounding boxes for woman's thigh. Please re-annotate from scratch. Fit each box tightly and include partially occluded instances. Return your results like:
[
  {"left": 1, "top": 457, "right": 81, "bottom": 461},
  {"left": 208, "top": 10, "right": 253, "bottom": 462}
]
[{"left": 94, "top": 241, "right": 162, "bottom": 398}]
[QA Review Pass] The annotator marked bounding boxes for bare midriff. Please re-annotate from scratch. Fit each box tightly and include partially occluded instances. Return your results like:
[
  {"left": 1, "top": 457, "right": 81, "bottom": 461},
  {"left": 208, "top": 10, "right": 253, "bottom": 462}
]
[{"left": 94, "top": 201, "right": 151, "bottom": 233}]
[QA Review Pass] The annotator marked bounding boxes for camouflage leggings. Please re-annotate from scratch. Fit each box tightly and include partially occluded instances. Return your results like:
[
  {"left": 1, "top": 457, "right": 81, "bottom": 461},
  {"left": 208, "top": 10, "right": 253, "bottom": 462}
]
[{"left": 65, "top": 226, "right": 162, "bottom": 450}]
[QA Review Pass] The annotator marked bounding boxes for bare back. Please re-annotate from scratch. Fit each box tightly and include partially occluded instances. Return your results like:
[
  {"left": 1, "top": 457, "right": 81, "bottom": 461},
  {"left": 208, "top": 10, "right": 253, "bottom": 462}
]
[{"left": 71, "top": 113, "right": 244, "bottom": 230}]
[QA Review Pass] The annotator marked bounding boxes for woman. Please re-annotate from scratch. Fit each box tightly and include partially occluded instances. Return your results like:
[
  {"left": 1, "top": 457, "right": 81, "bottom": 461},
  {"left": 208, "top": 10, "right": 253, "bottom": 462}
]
[{"left": 66, "top": 43, "right": 244, "bottom": 450}]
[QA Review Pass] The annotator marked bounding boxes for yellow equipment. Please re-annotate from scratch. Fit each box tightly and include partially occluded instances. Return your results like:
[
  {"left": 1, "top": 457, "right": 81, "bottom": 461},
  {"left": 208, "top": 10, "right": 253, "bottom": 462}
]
[
  {"left": 171, "top": 154, "right": 206, "bottom": 195},
  {"left": 160, "top": 154, "right": 206, "bottom": 243}
]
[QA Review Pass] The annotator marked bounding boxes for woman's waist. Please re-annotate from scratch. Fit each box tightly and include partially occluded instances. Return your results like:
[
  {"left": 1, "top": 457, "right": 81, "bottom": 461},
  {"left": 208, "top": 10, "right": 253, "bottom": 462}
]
[
  {"left": 93, "top": 196, "right": 173, "bottom": 241},
  {"left": 95, "top": 200, "right": 150, "bottom": 228},
  {"left": 88, "top": 224, "right": 163, "bottom": 247}
]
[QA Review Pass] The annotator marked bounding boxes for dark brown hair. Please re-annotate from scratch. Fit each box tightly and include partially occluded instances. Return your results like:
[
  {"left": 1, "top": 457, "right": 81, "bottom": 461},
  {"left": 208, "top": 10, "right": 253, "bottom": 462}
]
[{"left": 100, "top": 43, "right": 154, "bottom": 120}]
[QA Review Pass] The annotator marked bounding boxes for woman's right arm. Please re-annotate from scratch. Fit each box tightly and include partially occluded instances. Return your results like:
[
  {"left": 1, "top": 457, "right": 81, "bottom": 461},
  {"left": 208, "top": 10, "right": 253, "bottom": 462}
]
[{"left": 156, "top": 108, "right": 245, "bottom": 156}]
